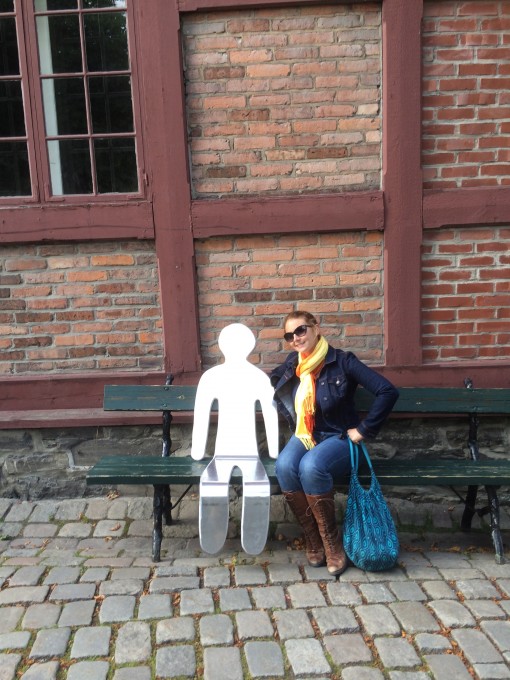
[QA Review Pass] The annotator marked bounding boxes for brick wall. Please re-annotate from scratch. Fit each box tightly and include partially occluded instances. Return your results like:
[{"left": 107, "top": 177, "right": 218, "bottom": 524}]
[
  {"left": 422, "top": 226, "right": 510, "bottom": 361},
  {"left": 422, "top": 0, "right": 510, "bottom": 188},
  {"left": 0, "top": 242, "right": 163, "bottom": 375},
  {"left": 195, "top": 231, "right": 384, "bottom": 369},
  {"left": 183, "top": 4, "right": 381, "bottom": 197}
]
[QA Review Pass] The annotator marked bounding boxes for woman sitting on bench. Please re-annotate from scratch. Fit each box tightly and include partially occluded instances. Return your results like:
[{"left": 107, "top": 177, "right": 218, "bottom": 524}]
[{"left": 271, "top": 310, "right": 399, "bottom": 576}]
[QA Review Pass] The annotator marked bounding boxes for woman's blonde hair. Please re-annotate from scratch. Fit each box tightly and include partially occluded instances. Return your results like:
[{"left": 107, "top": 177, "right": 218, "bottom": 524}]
[{"left": 283, "top": 310, "right": 318, "bottom": 326}]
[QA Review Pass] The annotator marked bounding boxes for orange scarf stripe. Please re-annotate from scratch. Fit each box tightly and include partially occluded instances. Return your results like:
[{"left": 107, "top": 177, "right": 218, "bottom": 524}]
[{"left": 294, "top": 336, "right": 329, "bottom": 450}]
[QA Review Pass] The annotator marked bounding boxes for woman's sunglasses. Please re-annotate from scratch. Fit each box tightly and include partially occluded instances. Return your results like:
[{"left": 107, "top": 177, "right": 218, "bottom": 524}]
[{"left": 283, "top": 324, "right": 312, "bottom": 342}]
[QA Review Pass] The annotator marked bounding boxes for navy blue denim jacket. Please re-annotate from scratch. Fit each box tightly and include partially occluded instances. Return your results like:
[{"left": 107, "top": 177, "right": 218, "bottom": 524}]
[{"left": 270, "top": 345, "right": 399, "bottom": 439}]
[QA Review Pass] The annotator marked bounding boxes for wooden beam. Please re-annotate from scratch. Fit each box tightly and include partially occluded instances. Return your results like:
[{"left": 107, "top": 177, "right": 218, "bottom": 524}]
[
  {"left": 382, "top": 0, "right": 423, "bottom": 366},
  {"left": 423, "top": 187, "right": 510, "bottom": 229},
  {"left": 136, "top": 1, "right": 202, "bottom": 376},
  {"left": 0, "top": 202, "right": 154, "bottom": 244},
  {"left": 191, "top": 192, "right": 384, "bottom": 238}
]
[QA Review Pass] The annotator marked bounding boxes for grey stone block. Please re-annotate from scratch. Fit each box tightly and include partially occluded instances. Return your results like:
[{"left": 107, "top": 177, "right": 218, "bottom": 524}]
[
  {"left": 359, "top": 583, "right": 395, "bottom": 603},
  {"left": 244, "top": 641, "right": 285, "bottom": 678},
  {"left": 312, "top": 606, "right": 359, "bottom": 635},
  {"left": 234, "top": 565, "right": 267, "bottom": 586},
  {"left": 0, "top": 654, "right": 22, "bottom": 680},
  {"left": 251, "top": 585, "right": 286, "bottom": 610},
  {"left": 66, "top": 661, "right": 109, "bottom": 680},
  {"left": 156, "top": 646, "right": 196, "bottom": 678},
  {"left": 58, "top": 600, "right": 96, "bottom": 628},
  {"left": 180, "top": 588, "right": 215, "bottom": 615},
  {"left": 0, "top": 607, "right": 24, "bottom": 634},
  {"left": 218, "top": 587, "right": 251, "bottom": 612},
  {"left": 204, "top": 647, "right": 243, "bottom": 680},
  {"left": 323, "top": 632, "right": 373, "bottom": 665},
  {"left": 49, "top": 583, "right": 96, "bottom": 602},
  {"left": 326, "top": 581, "right": 363, "bottom": 606},
  {"left": 98, "top": 596, "right": 136, "bottom": 623},
  {"left": 113, "top": 668, "right": 151, "bottom": 680},
  {"left": 236, "top": 610, "right": 273, "bottom": 639},
  {"left": 200, "top": 614, "right": 233, "bottom": 646},
  {"left": 273, "top": 609, "right": 314, "bottom": 640},
  {"left": 137, "top": 594, "right": 172, "bottom": 620},
  {"left": 71, "top": 626, "right": 111, "bottom": 658},
  {"left": 43, "top": 567, "right": 80, "bottom": 585},
  {"left": 287, "top": 582, "right": 327, "bottom": 608},
  {"left": 355, "top": 604, "right": 401, "bottom": 636},
  {"left": 482, "top": 620, "right": 510, "bottom": 653},
  {"left": 30, "top": 628, "right": 71, "bottom": 658},
  {"left": 0, "top": 586, "right": 49, "bottom": 606},
  {"left": 115, "top": 622, "right": 151, "bottom": 663},
  {"left": 9, "top": 567, "right": 45, "bottom": 587},
  {"left": 374, "top": 637, "right": 421, "bottom": 669},
  {"left": 428, "top": 600, "right": 476, "bottom": 628},
  {"left": 414, "top": 633, "right": 451, "bottom": 653},
  {"left": 389, "top": 602, "right": 441, "bottom": 634},
  {"left": 203, "top": 566, "right": 230, "bottom": 588},
  {"left": 22, "top": 604, "right": 61, "bottom": 630},
  {"left": 285, "top": 638, "right": 331, "bottom": 677},
  {"left": 0, "top": 632, "right": 31, "bottom": 651},
  {"left": 424, "top": 653, "right": 473, "bottom": 680},
  {"left": 156, "top": 617, "right": 195, "bottom": 644},
  {"left": 20, "top": 661, "right": 59, "bottom": 680}
]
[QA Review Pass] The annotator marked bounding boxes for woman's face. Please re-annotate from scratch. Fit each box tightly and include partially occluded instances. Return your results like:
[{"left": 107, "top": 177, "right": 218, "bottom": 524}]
[{"left": 284, "top": 316, "right": 320, "bottom": 356}]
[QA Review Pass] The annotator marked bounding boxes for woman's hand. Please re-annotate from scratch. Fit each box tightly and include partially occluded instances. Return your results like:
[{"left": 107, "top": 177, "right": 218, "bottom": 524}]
[{"left": 347, "top": 428, "right": 364, "bottom": 444}]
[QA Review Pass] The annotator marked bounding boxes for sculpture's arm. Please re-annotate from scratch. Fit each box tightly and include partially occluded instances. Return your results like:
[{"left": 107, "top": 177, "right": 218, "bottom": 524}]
[
  {"left": 260, "top": 386, "right": 279, "bottom": 460},
  {"left": 191, "top": 375, "right": 215, "bottom": 461}
]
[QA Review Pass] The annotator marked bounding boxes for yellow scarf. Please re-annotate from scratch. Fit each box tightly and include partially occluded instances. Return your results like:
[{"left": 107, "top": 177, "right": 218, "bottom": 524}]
[{"left": 294, "top": 335, "right": 329, "bottom": 450}]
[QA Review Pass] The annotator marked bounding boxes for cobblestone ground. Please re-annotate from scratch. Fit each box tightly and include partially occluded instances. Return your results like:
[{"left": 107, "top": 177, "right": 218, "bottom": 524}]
[{"left": 0, "top": 495, "right": 509, "bottom": 680}]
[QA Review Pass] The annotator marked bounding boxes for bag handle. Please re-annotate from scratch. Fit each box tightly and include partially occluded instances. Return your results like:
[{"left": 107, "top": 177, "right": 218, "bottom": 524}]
[{"left": 349, "top": 439, "right": 373, "bottom": 473}]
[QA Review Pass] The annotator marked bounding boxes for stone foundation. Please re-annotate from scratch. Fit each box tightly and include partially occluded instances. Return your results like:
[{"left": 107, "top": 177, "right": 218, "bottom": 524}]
[{"left": 0, "top": 417, "right": 508, "bottom": 505}]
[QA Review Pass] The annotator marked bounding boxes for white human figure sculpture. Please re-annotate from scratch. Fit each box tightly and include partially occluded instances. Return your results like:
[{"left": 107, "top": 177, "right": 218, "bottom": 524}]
[{"left": 191, "top": 323, "right": 279, "bottom": 555}]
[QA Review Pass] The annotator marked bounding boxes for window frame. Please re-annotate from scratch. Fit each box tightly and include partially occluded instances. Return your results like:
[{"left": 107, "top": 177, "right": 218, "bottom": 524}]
[{"left": 0, "top": 0, "right": 147, "bottom": 207}]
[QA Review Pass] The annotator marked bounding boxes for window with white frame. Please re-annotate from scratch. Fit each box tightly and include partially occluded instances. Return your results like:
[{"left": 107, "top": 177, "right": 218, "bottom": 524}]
[{"left": 0, "top": 0, "right": 141, "bottom": 198}]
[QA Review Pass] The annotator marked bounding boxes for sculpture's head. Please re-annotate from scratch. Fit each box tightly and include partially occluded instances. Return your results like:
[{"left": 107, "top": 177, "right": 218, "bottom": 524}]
[{"left": 218, "top": 323, "right": 256, "bottom": 361}]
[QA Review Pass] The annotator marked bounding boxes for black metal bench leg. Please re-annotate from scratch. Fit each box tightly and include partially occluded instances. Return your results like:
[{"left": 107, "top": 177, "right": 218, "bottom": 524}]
[
  {"left": 485, "top": 485, "right": 505, "bottom": 565},
  {"left": 153, "top": 484, "right": 166, "bottom": 562},
  {"left": 460, "top": 484, "right": 479, "bottom": 531},
  {"left": 163, "top": 485, "right": 172, "bottom": 525}
]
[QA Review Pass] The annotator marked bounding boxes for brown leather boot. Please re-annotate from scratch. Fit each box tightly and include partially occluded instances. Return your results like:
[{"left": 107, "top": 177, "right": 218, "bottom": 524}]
[
  {"left": 283, "top": 491, "right": 325, "bottom": 567},
  {"left": 306, "top": 491, "right": 347, "bottom": 576}
]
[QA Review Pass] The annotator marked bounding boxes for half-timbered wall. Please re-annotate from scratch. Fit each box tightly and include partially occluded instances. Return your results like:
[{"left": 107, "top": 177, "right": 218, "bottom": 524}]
[{"left": 1, "top": 0, "right": 510, "bottom": 422}]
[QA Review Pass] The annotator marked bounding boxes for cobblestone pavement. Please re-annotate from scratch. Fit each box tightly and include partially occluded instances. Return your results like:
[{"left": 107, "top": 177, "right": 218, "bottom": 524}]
[{"left": 0, "top": 495, "right": 509, "bottom": 680}]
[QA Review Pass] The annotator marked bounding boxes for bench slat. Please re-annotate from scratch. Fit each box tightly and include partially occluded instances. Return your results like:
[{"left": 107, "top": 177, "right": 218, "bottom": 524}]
[
  {"left": 86, "top": 455, "right": 510, "bottom": 488},
  {"left": 104, "top": 385, "right": 510, "bottom": 415}
]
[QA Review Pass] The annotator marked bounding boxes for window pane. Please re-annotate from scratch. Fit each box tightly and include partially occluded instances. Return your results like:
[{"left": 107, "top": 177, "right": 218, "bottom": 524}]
[
  {"left": 95, "top": 137, "right": 137, "bottom": 193},
  {"left": 0, "top": 80, "right": 25, "bottom": 136},
  {"left": 0, "top": 141, "right": 30, "bottom": 196},
  {"left": 0, "top": 1, "right": 15, "bottom": 12},
  {"left": 42, "top": 77, "right": 87, "bottom": 135},
  {"left": 48, "top": 138, "right": 92, "bottom": 194},
  {"left": 36, "top": 14, "right": 81, "bottom": 74},
  {"left": 84, "top": 12, "right": 128, "bottom": 72},
  {"left": 89, "top": 75, "right": 132, "bottom": 133},
  {"left": 0, "top": 17, "right": 19, "bottom": 76},
  {"left": 34, "top": 1, "right": 77, "bottom": 11},
  {"left": 83, "top": 1, "right": 126, "bottom": 7}
]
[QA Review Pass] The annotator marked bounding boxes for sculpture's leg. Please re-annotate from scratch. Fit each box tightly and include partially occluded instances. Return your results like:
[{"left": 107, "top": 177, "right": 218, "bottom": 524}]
[
  {"left": 199, "top": 459, "right": 230, "bottom": 555},
  {"left": 241, "top": 461, "right": 271, "bottom": 555}
]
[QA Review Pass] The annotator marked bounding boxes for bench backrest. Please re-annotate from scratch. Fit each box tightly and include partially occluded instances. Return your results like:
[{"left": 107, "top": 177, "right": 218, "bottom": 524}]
[{"left": 104, "top": 384, "right": 510, "bottom": 415}]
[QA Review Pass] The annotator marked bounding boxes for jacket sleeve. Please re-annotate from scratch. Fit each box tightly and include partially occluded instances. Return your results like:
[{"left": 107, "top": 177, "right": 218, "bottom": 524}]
[{"left": 345, "top": 352, "right": 399, "bottom": 439}]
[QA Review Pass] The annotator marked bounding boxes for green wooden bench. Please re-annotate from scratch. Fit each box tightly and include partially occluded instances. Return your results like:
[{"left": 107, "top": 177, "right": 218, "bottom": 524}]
[{"left": 87, "top": 377, "right": 510, "bottom": 563}]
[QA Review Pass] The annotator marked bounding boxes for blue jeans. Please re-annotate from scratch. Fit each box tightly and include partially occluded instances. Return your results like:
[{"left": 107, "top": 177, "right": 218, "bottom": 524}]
[{"left": 275, "top": 432, "right": 352, "bottom": 495}]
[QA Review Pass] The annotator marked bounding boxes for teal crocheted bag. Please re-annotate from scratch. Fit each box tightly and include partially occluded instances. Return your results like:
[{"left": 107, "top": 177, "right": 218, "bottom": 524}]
[{"left": 343, "top": 440, "right": 399, "bottom": 572}]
